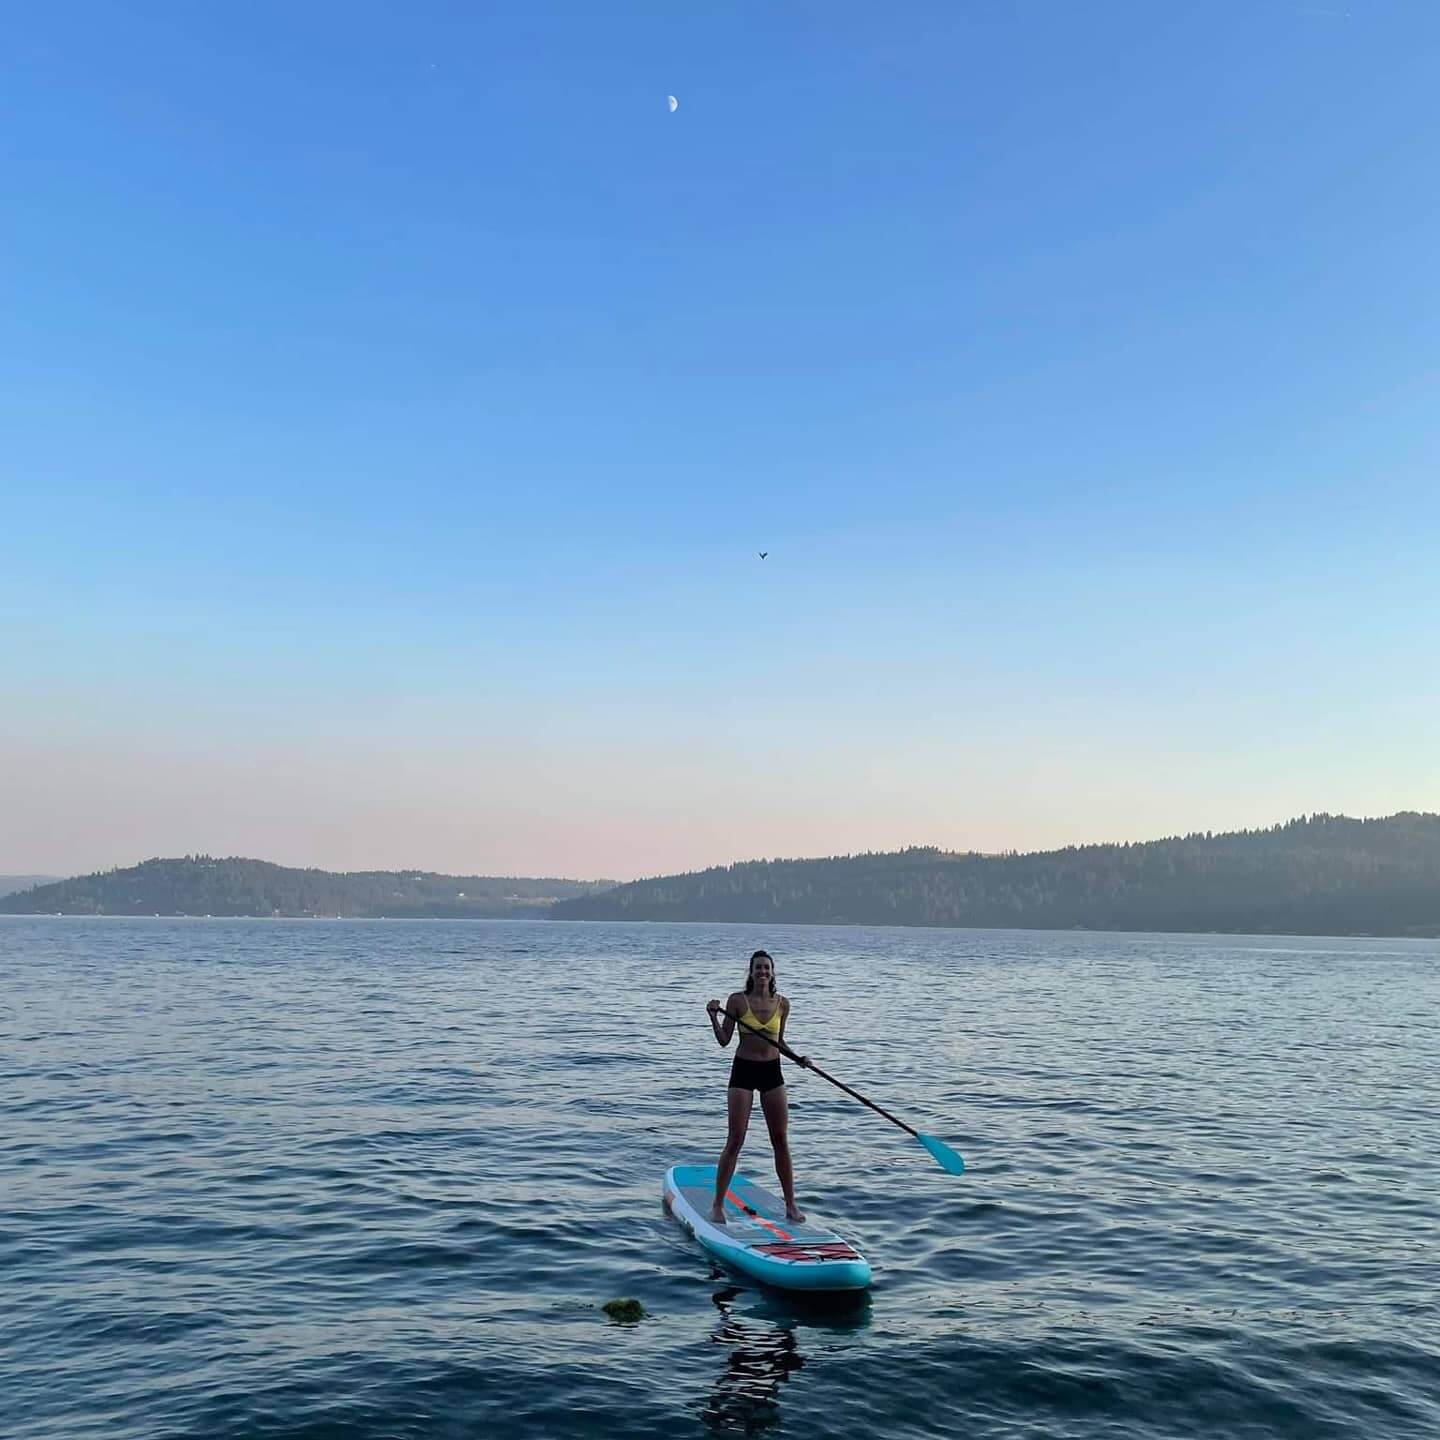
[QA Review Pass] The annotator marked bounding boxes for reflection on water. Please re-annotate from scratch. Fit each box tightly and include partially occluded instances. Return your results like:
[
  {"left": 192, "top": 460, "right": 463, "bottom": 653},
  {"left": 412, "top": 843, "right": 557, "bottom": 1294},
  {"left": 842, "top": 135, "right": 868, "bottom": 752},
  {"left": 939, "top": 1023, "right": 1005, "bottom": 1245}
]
[
  {"left": 698, "top": 1276, "right": 871, "bottom": 1435},
  {"left": 700, "top": 1283, "right": 804, "bottom": 1434}
]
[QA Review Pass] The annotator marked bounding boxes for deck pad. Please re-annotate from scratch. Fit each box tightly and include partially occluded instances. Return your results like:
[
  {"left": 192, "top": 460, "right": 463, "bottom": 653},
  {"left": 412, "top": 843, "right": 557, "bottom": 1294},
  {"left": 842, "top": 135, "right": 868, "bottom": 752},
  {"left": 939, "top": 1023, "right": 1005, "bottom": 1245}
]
[{"left": 664, "top": 1164, "right": 872, "bottom": 1292}]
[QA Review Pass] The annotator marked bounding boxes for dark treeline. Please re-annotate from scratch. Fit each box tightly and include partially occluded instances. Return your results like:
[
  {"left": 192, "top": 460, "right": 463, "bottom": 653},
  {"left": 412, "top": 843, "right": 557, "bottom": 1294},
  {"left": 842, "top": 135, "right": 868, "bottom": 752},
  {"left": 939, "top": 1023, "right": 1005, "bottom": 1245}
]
[
  {"left": 551, "top": 813, "right": 1440, "bottom": 936},
  {"left": 0, "top": 857, "right": 614, "bottom": 919}
]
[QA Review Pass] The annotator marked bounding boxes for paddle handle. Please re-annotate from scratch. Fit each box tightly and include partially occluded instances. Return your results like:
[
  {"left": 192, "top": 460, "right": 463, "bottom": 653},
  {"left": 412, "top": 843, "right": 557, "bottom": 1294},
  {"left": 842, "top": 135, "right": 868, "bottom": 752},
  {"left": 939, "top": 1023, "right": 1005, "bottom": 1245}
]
[{"left": 715, "top": 1005, "right": 920, "bottom": 1140}]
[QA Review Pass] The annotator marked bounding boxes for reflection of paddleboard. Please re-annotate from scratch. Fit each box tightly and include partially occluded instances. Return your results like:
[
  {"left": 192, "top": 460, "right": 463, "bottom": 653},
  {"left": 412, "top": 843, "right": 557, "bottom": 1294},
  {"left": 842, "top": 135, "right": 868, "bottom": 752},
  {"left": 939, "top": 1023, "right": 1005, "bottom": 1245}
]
[{"left": 663, "top": 1164, "right": 872, "bottom": 1292}]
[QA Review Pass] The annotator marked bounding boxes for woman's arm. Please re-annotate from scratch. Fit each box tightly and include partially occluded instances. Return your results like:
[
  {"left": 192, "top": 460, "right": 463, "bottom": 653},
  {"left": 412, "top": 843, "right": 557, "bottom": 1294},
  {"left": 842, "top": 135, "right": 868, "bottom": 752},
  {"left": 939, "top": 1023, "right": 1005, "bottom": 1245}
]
[
  {"left": 778, "top": 997, "right": 812, "bottom": 1067},
  {"left": 707, "top": 993, "right": 739, "bottom": 1047}
]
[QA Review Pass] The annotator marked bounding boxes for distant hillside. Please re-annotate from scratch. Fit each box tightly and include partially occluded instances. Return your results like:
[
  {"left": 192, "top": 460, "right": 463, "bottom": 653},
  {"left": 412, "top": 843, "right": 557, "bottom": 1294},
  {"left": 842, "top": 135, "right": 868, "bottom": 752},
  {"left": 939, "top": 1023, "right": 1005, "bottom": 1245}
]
[
  {"left": 0, "top": 875, "right": 60, "bottom": 899},
  {"left": 0, "top": 857, "right": 614, "bottom": 918},
  {"left": 551, "top": 813, "right": 1440, "bottom": 937}
]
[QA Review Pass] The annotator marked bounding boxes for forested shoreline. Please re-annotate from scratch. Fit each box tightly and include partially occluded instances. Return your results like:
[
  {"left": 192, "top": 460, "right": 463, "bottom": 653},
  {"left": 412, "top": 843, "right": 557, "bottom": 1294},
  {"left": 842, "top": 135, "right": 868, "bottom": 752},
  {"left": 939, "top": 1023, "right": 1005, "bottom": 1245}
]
[
  {"left": 550, "top": 813, "right": 1440, "bottom": 936},
  {"left": 0, "top": 857, "right": 612, "bottom": 919},
  {"left": 7, "top": 815, "right": 1440, "bottom": 935}
]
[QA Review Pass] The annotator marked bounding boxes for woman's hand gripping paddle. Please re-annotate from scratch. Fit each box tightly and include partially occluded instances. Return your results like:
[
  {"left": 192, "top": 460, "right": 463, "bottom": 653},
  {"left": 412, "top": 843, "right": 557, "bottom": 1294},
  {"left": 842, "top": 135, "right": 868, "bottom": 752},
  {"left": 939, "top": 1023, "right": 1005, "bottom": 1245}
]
[{"left": 719, "top": 1006, "right": 965, "bottom": 1176}]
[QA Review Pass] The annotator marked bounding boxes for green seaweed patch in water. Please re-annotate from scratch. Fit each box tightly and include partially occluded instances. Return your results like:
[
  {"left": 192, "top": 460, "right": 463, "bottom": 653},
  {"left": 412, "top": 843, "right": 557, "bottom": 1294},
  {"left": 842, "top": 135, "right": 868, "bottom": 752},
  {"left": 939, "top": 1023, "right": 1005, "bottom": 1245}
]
[{"left": 602, "top": 1298, "right": 646, "bottom": 1323}]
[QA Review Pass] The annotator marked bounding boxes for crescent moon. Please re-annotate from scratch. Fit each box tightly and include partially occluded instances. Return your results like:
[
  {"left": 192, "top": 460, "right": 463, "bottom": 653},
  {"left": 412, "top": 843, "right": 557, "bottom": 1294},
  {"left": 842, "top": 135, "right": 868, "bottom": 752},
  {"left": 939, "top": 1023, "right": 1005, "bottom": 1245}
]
[{"left": 667, "top": 95, "right": 678, "bottom": 113}]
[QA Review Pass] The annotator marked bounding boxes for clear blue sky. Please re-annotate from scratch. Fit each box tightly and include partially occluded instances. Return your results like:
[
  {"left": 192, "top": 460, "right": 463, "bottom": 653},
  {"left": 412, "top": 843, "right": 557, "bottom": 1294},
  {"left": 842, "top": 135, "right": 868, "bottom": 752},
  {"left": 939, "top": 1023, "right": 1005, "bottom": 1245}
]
[{"left": 3, "top": 1, "right": 1437, "bottom": 879}]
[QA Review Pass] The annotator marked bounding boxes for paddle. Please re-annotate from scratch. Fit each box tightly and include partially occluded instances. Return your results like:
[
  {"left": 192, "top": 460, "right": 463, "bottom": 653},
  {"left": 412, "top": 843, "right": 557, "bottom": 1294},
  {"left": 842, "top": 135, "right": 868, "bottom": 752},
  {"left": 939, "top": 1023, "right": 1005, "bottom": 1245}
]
[{"left": 717, "top": 1006, "right": 965, "bottom": 1176}]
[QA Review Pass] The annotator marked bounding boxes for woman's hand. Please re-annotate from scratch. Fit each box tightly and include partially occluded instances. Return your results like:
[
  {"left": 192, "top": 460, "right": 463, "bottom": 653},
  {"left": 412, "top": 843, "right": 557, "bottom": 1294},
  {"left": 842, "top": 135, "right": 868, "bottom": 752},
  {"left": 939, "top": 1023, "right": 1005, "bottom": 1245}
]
[
  {"left": 798, "top": 1054, "right": 813, "bottom": 1069},
  {"left": 707, "top": 999, "right": 731, "bottom": 1048}
]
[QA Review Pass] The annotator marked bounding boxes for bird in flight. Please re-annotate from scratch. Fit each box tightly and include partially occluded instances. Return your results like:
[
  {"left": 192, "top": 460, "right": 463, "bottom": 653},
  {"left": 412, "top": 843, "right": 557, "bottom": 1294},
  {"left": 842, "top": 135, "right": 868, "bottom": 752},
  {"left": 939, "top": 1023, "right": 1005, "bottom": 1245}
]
[{"left": 759, "top": 551, "right": 768, "bottom": 559}]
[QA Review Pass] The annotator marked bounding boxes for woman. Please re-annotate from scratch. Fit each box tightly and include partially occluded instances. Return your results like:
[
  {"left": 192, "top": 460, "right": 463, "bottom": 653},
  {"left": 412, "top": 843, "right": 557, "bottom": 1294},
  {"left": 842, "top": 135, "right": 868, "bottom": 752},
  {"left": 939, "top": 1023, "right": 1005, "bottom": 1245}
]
[{"left": 706, "top": 949, "right": 812, "bottom": 1225}]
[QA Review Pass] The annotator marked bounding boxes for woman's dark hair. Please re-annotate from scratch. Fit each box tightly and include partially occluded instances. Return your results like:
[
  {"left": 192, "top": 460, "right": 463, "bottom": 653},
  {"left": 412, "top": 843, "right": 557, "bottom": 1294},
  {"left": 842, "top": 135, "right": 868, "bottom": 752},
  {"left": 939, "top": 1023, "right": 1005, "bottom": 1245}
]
[{"left": 746, "top": 950, "right": 776, "bottom": 998}]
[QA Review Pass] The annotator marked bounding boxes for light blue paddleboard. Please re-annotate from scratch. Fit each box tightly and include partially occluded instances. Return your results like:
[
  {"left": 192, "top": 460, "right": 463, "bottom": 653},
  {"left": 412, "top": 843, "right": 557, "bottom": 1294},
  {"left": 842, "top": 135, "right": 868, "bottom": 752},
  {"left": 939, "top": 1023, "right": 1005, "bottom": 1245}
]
[{"left": 663, "top": 1163, "right": 872, "bottom": 1292}]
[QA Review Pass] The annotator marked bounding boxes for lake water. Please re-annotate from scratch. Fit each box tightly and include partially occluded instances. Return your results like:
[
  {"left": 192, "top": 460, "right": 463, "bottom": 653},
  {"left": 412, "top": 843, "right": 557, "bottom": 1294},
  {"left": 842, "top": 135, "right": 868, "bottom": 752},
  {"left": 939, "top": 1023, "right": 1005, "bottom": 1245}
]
[{"left": 3, "top": 917, "right": 1438, "bottom": 1439}]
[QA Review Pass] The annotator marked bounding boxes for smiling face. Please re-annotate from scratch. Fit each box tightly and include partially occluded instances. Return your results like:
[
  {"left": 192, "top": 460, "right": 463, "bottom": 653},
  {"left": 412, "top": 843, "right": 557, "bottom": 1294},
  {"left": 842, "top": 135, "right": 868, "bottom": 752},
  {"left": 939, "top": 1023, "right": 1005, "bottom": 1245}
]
[{"left": 747, "top": 950, "right": 775, "bottom": 996}]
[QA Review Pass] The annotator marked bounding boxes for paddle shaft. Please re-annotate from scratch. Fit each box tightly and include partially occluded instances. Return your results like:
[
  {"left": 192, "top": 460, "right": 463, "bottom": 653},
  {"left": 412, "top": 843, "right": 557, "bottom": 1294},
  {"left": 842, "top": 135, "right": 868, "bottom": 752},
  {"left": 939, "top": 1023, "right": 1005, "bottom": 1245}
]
[{"left": 716, "top": 1005, "right": 921, "bottom": 1140}]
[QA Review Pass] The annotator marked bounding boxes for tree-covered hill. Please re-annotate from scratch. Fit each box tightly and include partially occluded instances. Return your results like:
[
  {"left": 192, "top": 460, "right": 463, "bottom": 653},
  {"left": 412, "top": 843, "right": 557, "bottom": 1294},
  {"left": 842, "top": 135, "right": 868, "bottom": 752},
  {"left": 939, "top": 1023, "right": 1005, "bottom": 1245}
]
[
  {"left": 0, "top": 857, "right": 614, "bottom": 918},
  {"left": 550, "top": 813, "right": 1440, "bottom": 936}
]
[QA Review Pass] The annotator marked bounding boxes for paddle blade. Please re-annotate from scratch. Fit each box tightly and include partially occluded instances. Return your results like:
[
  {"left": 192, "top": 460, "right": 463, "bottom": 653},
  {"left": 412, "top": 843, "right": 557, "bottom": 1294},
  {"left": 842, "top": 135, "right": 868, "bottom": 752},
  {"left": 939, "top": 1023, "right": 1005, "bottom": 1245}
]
[{"left": 918, "top": 1133, "right": 966, "bottom": 1175}]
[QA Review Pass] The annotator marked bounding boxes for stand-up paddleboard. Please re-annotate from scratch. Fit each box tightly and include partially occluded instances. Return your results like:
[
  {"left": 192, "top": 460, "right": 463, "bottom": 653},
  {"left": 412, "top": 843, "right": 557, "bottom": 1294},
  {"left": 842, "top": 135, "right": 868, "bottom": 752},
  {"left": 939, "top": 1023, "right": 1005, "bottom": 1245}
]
[{"left": 664, "top": 1164, "right": 872, "bottom": 1292}]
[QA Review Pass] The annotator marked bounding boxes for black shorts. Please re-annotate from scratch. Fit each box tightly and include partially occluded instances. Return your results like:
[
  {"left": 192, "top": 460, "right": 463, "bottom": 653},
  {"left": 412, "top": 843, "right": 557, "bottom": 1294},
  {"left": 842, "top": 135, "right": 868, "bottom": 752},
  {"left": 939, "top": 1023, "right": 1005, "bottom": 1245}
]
[{"left": 728, "top": 1057, "right": 785, "bottom": 1094}]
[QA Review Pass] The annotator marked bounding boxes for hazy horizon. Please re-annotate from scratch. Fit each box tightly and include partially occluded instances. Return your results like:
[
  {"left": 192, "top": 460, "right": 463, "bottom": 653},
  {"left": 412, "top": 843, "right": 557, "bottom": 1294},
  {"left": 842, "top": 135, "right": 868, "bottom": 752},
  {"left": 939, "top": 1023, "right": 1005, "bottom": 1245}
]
[
  {"left": 4, "top": 4, "right": 1438, "bottom": 882},
  {"left": 7, "top": 805, "right": 1437, "bottom": 888}
]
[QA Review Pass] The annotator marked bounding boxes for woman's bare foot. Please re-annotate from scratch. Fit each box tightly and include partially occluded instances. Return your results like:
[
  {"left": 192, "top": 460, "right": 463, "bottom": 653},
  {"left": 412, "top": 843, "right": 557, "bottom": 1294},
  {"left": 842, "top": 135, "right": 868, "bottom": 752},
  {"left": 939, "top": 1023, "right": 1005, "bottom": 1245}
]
[
  {"left": 785, "top": 1204, "right": 806, "bottom": 1223},
  {"left": 709, "top": 1203, "right": 727, "bottom": 1225}
]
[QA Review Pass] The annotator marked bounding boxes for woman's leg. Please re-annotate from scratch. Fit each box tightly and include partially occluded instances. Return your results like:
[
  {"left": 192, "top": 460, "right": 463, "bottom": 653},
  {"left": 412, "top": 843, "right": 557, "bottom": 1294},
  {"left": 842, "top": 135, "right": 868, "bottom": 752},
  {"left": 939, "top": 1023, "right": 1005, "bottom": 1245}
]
[
  {"left": 711, "top": 1086, "right": 753, "bottom": 1223},
  {"left": 760, "top": 1084, "right": 805, "bottom": 1221}
]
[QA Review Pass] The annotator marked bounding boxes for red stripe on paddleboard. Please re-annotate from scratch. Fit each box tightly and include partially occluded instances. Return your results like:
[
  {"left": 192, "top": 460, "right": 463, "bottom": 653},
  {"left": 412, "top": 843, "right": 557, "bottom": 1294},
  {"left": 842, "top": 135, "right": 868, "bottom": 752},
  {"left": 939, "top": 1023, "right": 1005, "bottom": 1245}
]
[{"left": 724, "top": 1187, "right": 792, "bottom": 1241}]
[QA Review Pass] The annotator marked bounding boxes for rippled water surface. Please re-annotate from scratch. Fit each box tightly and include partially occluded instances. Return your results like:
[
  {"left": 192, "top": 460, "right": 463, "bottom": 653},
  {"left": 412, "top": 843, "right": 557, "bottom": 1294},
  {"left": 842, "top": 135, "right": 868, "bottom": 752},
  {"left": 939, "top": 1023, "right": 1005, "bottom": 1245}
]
[{"left": 4, "top": 918, "right": 1438, "bottom": 1438}]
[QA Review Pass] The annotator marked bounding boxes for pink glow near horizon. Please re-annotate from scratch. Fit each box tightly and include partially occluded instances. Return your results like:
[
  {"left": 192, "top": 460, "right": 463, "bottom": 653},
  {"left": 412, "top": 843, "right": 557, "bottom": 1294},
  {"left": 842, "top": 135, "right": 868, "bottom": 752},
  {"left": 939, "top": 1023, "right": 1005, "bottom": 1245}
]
[{"left": 3, "top": 732, "right": 1433, "bottom": 882}]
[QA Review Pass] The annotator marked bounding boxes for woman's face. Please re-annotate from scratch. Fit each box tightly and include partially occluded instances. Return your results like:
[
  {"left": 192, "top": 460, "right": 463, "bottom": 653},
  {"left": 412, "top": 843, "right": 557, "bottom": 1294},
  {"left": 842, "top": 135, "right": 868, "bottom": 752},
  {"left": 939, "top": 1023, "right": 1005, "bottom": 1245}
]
[{"left": 751, "top": 956, "right": 774, "bottom": 987}]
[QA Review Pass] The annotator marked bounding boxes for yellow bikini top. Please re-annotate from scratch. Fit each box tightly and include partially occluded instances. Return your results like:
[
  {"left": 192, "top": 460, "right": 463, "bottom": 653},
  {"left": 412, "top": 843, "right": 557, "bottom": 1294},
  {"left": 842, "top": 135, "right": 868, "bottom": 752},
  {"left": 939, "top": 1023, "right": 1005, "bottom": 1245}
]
[{"left": 740, "top": 1000, "right": 783, "bottom": 1037}]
